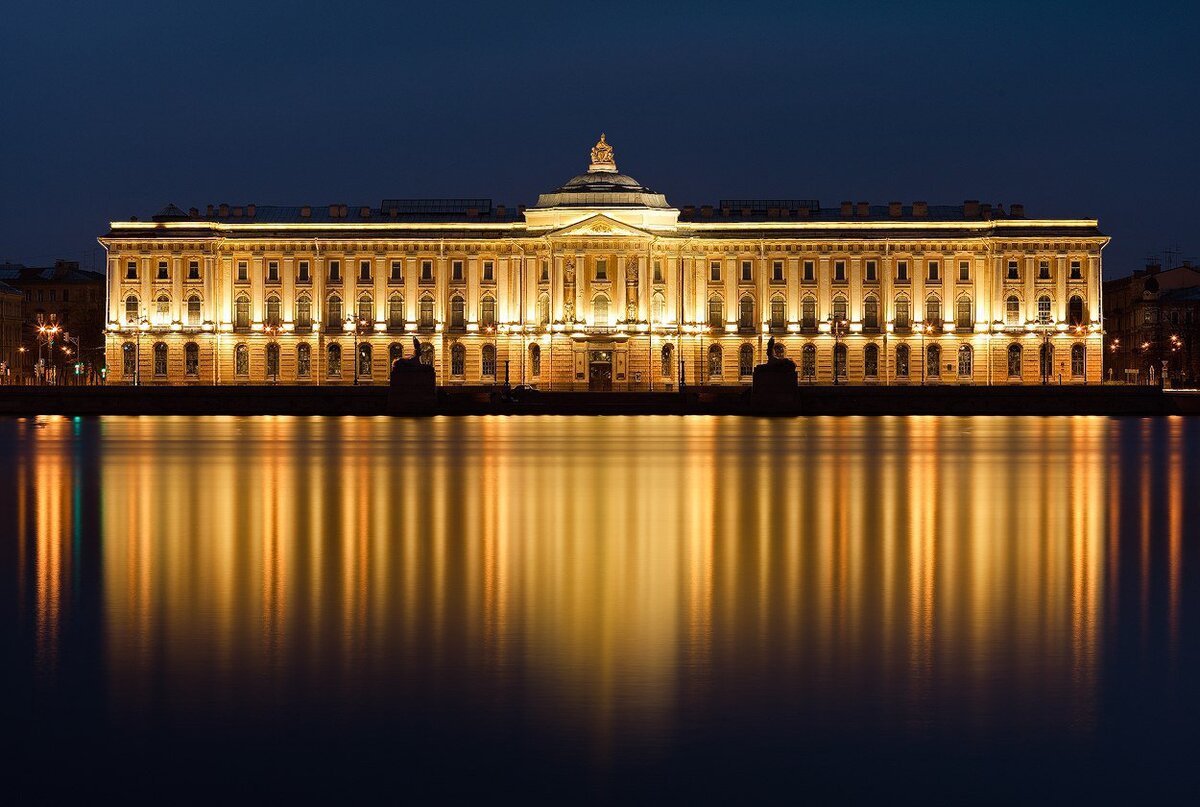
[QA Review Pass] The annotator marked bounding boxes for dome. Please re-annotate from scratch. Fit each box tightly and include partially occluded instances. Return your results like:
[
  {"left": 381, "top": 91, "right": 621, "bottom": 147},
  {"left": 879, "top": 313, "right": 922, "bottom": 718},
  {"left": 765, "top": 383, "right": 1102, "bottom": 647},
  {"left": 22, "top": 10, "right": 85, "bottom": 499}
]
[{"left": 533, "top": 135, "right": 671, "bottom": 210}]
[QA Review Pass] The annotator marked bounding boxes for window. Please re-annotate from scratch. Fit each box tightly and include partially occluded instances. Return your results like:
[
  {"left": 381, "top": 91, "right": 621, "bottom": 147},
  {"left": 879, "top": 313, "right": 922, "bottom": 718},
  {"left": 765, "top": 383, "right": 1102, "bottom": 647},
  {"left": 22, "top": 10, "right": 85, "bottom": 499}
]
[
  {"left": 801, "top": 297, "right": 817, "bottom": 329},
  {"left": 1006, "top": 295, "right": 1021, "bottom": 325},
  {"left": 956, "top": 297, "right": 973, "bottom": 330},
  {"left": 389, "top": 293, "right": 404, "bottom": 328},
  {"left": 420, "top": 295, "right": 435, "bottom": 328},
  {"left": 1038, "top": 260, "right": 1051, "bottom": 280},
  {"left": 328, "top": 260, "right": 341, "bottom": 282},
  {"left": 834, "top": 261, "right": 846, "bottom": 281},
  {"left": 1007, "top": 343, "right": 1022, "bottom": 377},
  {"left": 895, "top": 297, "right": 911, "bottom": 330},
  {"left": 266, "top": 343, "right": 280, "bottom": 379},
  {"left": 927, "top": 344, "right": 941, "bottom": 378},
  {"left": 833, "top": 343, "right": 847, "bottom": 379},
  {"left": 298, "top": 261, "right": 310, "bottom": 282},
  {"left": 1007, "top": 261, "right": 1019, "bottom": 281},
  {"left": 832, "top": 296, "right": 848, "bottom": 322},
  {"left": 126, "top": 261, "right": 138, "bottom": 280},
  {"left": 1070, "top": 260, "right": 1082, "bottom": 280},
  {"left": 925, "top": 296, "right": 942, "bottom": 326},
  {"left": 652, "top": 292, "right": 666, "bottom": 323},
  {"left": 482, "top": 344, "right": 496, "bottom": 377},
  {"left": 661, "top": 343, "right": 673, "bottom": 376},
  {"left": 710, "top": 261, "right": 721, "bottom": 283},
  {"left": 390, "top": 260, "right": 402, "bottom": 282},
  {"left": 1071, "top": 343, "right": 1085, "bottom": 377},
  {"left": 801, "top": 344, "right": 816, "bottom": 379},
  {"left": 122, "top": 342, "right": 137, "bottom": 377},
  {"left": 125, "top": 295, "right": 139, "bottom": 323},
  {"left": 421, "top": 260, "right": 434, "bottom": 281},
  {"left": 389, "top": 342, "right": 403, "bottom": 367},
  {"left": 958, "top": 344, "right": 973, "bottom": 378},
  {"left": 864, "top": 343, "right": 879, "bottom": 378},
  {"left": 187, "top": 295, "right": 201, "bottom": 326},
  {"left": 480, "top": 296, "right": 496, "bottom": 328},
  {"left": 592, "top": 294, "right": 609, "bottom": 325},
  {"left": 50, "top": 290, "right": 56, "bottom": 303},
  {"left": 267, "top": 261, "right": 279, "bottom": 282},
  {"left": 927, "top": 261, "right": 939, "bottom": 281},
  {"left": 1040, "top": 342, "right": 1054, "bottom": 379},
  {"left": 708, "top": 343, "right": 723, "bottom": 376},
  {"left": 449, "top": 295, "right": 465, "bottom": 330},
  {"left": 590, "top": 259, "right": 606, "bottom": 282},
  {"left": 865, "top": 260, "right": 877, "bottom": 281},
  {"left": 530, "top": 343, "right": 541, "bottom": 377},
  {"left": 539, "top": 261, "right": 549, "bottom": 283},
  {"left": 359, "top": 260, "right": 372, "bottom": 282},
  {"left": 653, "top": 260, "right": 664, "bottom": 283},
  {"left": 770, "top": 297, "right": 786, "bottom": 330},
  {"left": 327, "top": 343, "right": 342, "bottom": 376},
  {"left": 153, "top": 343, "right": 168, "bottom": 377},
  {"left": 185, "top": 343, "right": 199, "bottom": 377},
  {"left": 863, "top": 297, "right": 879, "bottom": 331},
  {"left": 156, "top": 294, "right": 170, "bottom": 323},
  {"left": 708, "top": 297, "right": 724, "bottom": 329},
  {"left": 959, "top": 261, "right": 970, "bottom": 281},
  {"left": 418, "top": 342, "right": 433, "bottom": 367},
  {"left": 357, "top": 293, "right": 373, "bottom": 325},
  {"left": 235, "top": 343, "right": 249, "bottom": 377},
  {"left": 296, "top": 296, "right": 312, "bottom": 330},
  {"left": 896, "top": 344, "right": 910, "bottom": 378},
  {"left": 482, "top": 261, "right": 494, "bottom": 282},
  {"left": 1037, "top": 295, "right": 1052, "bottom": 325},
  {"left": 297, "top": 343, "right": 311, "bottom": 377},
  {"left": 265, "top": 295, "right": 281, "bottom": 327},
  {"left": 188, "top": 260, "right": 200, "bottom": 280},
  {"left": 237, "top": 261, "right": 249, "bottom": 281},
  {"left": 537, "top": 293, "right": 550, "bottom": 326},
  {"left": 235, "top": 294, "right": 250, "bottom": 329},
  {"left": 451, "top": 343, "right": 465, "bottom": 376},
  {"left": 741, "top": 261, "right": 753, "bottom": 282},
  {"left": 803, "top": 260, "right": 815, "bottom": 282},
  {"left": 327, "top": 295, "right": 343, "bottom": 328},
  {"left": 357, "top": 343, "right": 371, "bottom": 378},
  {"left": 738, "top": 296, "right": 755, "bottom": 331},
  {"left": 739, "top": 344, "right": 754, "bottom": 376},
  {"left": 157, "top": 261, "right": 169, "bottom": 280},
  {"left": 772, "top": 260, "right": 784, "bottom": 282},
  {"left": 1068, "top": 296, "right": 1085, "bottom": 326},
  {"left": 896, "top": 261, "right": 909, "bottom": 281},
  {"left": 452, "top": 260, "right": 464, "bottom": 281}
]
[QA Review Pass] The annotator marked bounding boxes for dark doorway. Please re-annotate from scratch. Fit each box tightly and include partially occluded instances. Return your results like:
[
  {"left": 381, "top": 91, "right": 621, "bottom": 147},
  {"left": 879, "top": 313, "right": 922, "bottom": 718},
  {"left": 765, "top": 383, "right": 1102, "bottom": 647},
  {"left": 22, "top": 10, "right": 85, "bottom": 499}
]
[{"left": 588, "top": 350, "right": 612, "bottom": 391}]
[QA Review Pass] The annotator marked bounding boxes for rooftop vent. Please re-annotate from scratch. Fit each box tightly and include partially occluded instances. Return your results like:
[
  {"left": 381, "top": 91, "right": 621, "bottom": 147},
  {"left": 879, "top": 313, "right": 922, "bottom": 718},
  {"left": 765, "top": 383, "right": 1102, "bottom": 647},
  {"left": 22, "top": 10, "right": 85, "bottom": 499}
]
[
  {"left": 856, "top": 201, "right": 869, "bottom": 218},
  {"left": 888, "top": 201, "right": 902, "bottom": 218},
  {"left": 913, "top": 201, "right": 928, "bottom": 217},
  {"left": 840, "top": 201, "right": 853, "bottom": 217}
]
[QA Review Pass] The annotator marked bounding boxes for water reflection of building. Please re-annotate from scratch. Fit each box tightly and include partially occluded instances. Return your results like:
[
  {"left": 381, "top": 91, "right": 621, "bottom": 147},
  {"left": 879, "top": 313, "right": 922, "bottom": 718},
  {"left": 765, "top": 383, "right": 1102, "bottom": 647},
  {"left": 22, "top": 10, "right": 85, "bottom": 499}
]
[{"left": 101, "top": 135, "right": 1107, "bottom": 388}]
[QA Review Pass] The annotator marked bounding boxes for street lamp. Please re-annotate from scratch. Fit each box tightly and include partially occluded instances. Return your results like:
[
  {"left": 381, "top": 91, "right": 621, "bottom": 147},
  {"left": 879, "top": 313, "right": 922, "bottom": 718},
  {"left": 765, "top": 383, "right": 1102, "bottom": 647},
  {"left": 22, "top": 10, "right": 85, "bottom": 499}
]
[
  {"left": 265, "top": 325, "right": 280, "bottom": 383},
  {"left": 346, "top": 316, "right": 368, "bottom": 385}
]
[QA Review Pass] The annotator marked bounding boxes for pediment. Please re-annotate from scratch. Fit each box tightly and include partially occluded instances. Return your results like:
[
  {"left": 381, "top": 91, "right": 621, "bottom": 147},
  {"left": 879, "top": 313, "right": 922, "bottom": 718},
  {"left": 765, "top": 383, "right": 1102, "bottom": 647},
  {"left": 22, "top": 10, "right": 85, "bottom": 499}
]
[{"left": 550, "top": 214, "right": 654, "bottom": 239}]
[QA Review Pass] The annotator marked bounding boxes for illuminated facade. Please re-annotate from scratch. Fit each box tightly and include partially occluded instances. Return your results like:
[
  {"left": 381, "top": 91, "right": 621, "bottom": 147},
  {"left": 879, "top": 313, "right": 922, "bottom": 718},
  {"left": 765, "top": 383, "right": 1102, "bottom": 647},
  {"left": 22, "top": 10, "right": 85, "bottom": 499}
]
[{"left": 101, "top": 135, "right": 1107, "bottom": 387}]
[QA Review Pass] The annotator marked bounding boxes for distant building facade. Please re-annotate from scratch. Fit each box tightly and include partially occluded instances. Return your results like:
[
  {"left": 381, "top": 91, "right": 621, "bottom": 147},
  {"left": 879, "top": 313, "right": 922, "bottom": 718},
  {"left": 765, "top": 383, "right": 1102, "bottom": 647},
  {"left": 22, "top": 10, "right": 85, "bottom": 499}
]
[
  {"left": 0, "top": 281, "right": 22, "bottom": 377},
  {"left": 1103, "top": 262, "right": 1200, "bottom": 385},
  {"left": 0, "top": 260, "right": 107, "bottom": 375},
  {"left": 100, "top": 136, "right": 1107, "bottom": 387}
]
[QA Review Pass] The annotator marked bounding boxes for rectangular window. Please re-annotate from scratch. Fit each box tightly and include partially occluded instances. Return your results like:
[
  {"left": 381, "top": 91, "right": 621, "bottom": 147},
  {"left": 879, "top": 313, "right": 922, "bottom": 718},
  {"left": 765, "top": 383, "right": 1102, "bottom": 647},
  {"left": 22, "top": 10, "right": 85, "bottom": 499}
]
[
  {"left": 390, "top": 260, "right": 402, "bottom": 281},
  {"left": 832, "top": 297, "right": 848, "bottom": 322},
  {"left": 452, "top": 260, "right": 464, "bottom": 281},
  {"left": 834, "top": 261, "right": 846, "bottom": 281},
  {"left": 237, "top": 261, "right": 248, "bottom": 281},
  {"left": 482, "top": 260, "right": 494, "bottom": 281},
  {"left": 267, "top": 261, "right": 279, "bottom": 281},
  {"left": 927, "top": 261, "right": 940, "bottom": 281},
  {"left": 540, "top": 261, "right": 549, "bottom": 283},
  {"left": 740, "top": 260, "right": 753, "bottom": 282},
  {"left": 50, "top": 290, "right": 56, "bottom": 302},
  {"left": 896, "top": 261, "right": 909, "bottom": 281},
  {"left": 188, "top": 260, "right": 200, "bottom": 280},
  {"left": 298, "top": 261, "right": 310, "bottom": 282},
  {"left": 157, "top": 261, "right": 169, "bottom": 280},
  {"left": 595, "top": 259, "right": 607, "bottom": 281},
  {"left": 359, "top": 260, "right": 372, "bottom": 282},
  {"left": 328, "top": 261, "right": 341, "bottom": 281},
  {"left": 895, "top": 299, "right": 910, "bottom": 329},
  {"left": 926, "top": 298, "right": 942, "bottom": 325},
  {"left": 653, "top": 260, "right": 664, "bottom": 283},
  {"left": 865, "top": 260, "right": 877, "bottom": 281},
  {"left": 62, "top": 290, "right": 69, "bottom": 302},
  {"left": 772, "top": 260, "right": 784, "bottom": 282},
  {"left": 421, "top": 260, "right": 433, "bottom": 281},
  {"left": 959, "top": 261, "right": 970, "bottom": 281},
  {"left": 1038, "top": 260, "right": 1050, "bottom": 280},
  {"left": 1070, "top": 260, "right": 1082, "bottom": 279},
  {"left": 803, "top": 260, "right": 815, "bottom": 282},
  {"left": 1007, "top": 261, "right": 1019, "bottom": 280},
  {"left": 706, "top": 261, "right": 720, "bottom": 283},
  {"left": 126, "top": 261, "right": 138, "bottom": 280}
]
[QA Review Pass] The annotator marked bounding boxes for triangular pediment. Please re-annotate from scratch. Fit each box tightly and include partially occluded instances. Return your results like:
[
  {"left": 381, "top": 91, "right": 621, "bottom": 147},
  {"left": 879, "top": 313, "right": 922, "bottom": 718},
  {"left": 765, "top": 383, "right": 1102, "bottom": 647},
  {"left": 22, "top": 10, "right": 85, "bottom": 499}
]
[{"left": 550, "top": 214, "right": 654, "bottom": 239}]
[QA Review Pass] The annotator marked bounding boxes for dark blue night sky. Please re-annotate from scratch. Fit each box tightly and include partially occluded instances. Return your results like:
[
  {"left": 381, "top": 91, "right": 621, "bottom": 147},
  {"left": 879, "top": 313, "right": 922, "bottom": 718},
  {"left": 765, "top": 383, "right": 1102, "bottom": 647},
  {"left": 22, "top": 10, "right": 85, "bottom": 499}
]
[{"left": 2, "top": 0, "right": 1196, "bottom": 276}]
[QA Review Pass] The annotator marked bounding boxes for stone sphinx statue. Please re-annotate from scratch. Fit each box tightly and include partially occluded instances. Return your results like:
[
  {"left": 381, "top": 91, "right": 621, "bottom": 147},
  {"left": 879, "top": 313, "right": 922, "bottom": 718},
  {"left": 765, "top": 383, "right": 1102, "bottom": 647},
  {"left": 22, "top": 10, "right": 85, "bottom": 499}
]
[
  {"left": 751, "top": 337, "right": 798, "bottom": 410},
  {"left": 388, "top": 336, "right": 437, "bottom": 413}
]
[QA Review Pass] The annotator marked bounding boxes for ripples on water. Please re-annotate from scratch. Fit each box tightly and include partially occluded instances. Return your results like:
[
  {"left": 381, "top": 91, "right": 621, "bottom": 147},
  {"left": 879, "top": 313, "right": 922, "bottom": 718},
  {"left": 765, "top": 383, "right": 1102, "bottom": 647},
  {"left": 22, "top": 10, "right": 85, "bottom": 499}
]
[{"left": 5, "top": 416, "right": 1199, "bottom": 801}]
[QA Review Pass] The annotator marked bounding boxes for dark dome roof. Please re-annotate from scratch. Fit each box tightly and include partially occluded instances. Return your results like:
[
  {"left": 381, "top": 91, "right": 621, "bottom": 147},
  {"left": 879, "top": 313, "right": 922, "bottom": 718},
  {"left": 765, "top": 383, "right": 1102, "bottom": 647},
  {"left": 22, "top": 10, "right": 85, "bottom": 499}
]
[{"left": 533, "top": 169, "right": 671, "bottom": 209}]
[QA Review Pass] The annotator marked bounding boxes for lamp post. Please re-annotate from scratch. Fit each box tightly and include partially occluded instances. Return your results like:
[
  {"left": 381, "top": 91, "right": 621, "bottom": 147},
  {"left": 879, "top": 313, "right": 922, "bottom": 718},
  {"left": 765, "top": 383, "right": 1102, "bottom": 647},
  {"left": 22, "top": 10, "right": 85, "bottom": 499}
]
[
  {"left": 17, "top": 345, "right": 27, "bottom": 385},
  {"left": 346, "top": 316, "right": 368, "bottom": 385},
  {"left": 832, "top": 317, "right": 847, "bottom": 385},
  {"left": 265, "top": 325, "right": 279, "bottom": 384},
  {"left": 918, "top": 323, "right": 927, "bottom": 385}
]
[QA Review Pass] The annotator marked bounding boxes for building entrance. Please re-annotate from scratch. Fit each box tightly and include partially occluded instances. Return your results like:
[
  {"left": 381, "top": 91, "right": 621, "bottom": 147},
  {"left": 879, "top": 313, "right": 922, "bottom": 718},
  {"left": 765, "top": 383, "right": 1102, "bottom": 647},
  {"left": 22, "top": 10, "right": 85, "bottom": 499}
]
[{"left": 588, "top": 350, "right": 612, "bottom": 391}]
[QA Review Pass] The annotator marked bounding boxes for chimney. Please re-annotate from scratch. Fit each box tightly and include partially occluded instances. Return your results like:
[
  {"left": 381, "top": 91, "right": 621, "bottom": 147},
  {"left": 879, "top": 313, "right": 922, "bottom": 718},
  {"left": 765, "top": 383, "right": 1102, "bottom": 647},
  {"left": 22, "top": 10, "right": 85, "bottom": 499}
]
[
  {"left": 913, "top": 201, "right": 928, "bottom": 217},
  {"left": 767, "top": 207, "right": 780, "bottom": 219},
  {"left": 701, "top": 205, "right": 713, "bottom": 218},
  {"left": 360, "top": 206, "right": 371, "bottom": 218},
  {"left": 796, "top": 206, "right": 810, "bottom": 219},
  {"left": 964, "top": 200, "right": 980, "bottom": 218},
  {"left": 246, "top": 204, "right": 256, "bottom": 218},
  {"left": 206, "top": 204, "right": 215, "bottom": 217},
  {"left": 495, "top": 204, "right": 506, "bottom": 218},
  {"left": 741, "top": 207, "right": 752, "bottom": 218},
  {"left": 682, "top": 205, "right": 695, "bottom": 217},
  {"left": 466, "top": 206, "right": 479, "bottom": 218},
  {"left": 300, "top": 205, "right": 311, "bottom": 218},
  {"left": 980, "top": 203, "right": 992, "bottom": 219},
  {"left": 1146, "top": 262, "right": 1161, "bottom": 275},
  {"left": 1009, "top": 203, "right": 1024, "bottom": 218},
  {"left": 856, "top": 201, "right": 869, "bottom": 218},
  {"left": 219, "top": 203, "right": 229, "bottom": 217},
  {"left": 188, "top": 207, "right": 198, "bottom": 217},
  {"left": 840, "top": 201, "right": 852, "bottom": 217},
  {"left": 888, "top": 201, "right": 902, "bottom": 218},
  {"left": 340, "top": 204, "right": 349, "bottom": 218},
  {"left": 232, "top": 206, "right": 243, "bottom": 218},
  {"left": 329, "top": 204, "right": 339, "bottom": 218}
]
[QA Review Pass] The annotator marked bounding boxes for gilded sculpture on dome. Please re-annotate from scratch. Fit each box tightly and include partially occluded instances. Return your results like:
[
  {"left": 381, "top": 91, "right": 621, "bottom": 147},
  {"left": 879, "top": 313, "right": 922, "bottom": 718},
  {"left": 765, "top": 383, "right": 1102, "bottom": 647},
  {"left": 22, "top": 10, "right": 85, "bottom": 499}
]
[{"left": 589, "top": 133, "right": 615, "bottom": 169}]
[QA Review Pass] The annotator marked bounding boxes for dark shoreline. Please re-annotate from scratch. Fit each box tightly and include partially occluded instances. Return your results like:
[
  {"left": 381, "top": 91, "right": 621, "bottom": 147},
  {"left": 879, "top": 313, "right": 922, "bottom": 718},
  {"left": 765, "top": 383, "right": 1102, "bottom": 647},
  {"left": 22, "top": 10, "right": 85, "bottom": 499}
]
[{"left": 0, "top": 385, "right": 1196, "bottom": 416}]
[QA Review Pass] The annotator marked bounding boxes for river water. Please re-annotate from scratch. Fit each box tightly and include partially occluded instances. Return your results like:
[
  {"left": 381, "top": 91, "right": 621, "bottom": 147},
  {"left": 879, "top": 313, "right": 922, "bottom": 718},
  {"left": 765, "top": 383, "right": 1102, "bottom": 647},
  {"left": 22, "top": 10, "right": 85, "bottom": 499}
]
[{"left": 5, "top": 416, "right": 1198, "bottom": 801}]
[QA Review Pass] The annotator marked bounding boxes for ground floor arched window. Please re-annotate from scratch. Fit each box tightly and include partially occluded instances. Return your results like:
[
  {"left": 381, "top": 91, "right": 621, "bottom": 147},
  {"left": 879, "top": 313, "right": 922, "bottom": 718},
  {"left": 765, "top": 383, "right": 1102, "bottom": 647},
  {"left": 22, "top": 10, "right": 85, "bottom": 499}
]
[
  {"left": 529, "top": 343, "right": 541, "bottom": 377},
  {"left": 358, "top": 343, "right": 372, "bottom": 378},
  {"left": 1040, "top": 342, "right": 1054, "bottom": 379},
  {"left": 708, "top": 343, "right": 723, "bottom": 377},
  {"left": 451, "top": 343, "right": 466, "bottom": 376},
  {"left": 864, "top": 343, "right": 879, "bottom": 378},
  {"left": 122, "top": 342, "right": 136, "bottom": 378},
  {"left": 738, "top": 343, "right": 754, "bottom": 376},
  {"left": 1008, "top": 343, "right": 1022, "bottom": 377},
  {"left": 482, "top": 344, "right": 496, "bottom": 377},
  {"left": 895, "top": 344, "right": 910, "bottom": 378},
  {"left": 266, "top": 342, "right": 280, "bottom": 379},
  {"left": 833, "top": 343, "right": 847, "bottom": 379},
  {"left": 297, "top": 343, "right": 311, "bottom": 377},
  {"left": 420, "top": 342, "right": 434, "bottom": 367},
  {"left": 1071, "top": 343, "right": 1085, "bottom": 377},
  {"left": 926, "top": 343, "right": 941, "bottom": 378},
  {"left": 153, "top": 342, "right": 168, "bottom": 377},
  {"left": 801, "top": 344, "right": 816, "bottom": 379},
  {"left": 184, "top": 342, "right": 199, "bottom": 377},
  {"left": 661, "top": 343, "right": 673, "bottom": 377},
  {"left": 327, "top": 343, "right": 342, "bottom": 376},
  {"left": 958, "top": 344, "right": 973, "bottom": 378},
  {"left": 235, "top": 343, "right": 250, "bottom": 377}
]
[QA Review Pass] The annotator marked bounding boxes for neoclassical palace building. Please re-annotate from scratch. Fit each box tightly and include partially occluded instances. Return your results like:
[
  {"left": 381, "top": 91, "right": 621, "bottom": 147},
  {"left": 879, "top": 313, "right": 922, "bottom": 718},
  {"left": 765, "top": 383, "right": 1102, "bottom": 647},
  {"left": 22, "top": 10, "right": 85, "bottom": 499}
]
[{"left": 102, "top": 136, "right": 1107, "bottom": 388}]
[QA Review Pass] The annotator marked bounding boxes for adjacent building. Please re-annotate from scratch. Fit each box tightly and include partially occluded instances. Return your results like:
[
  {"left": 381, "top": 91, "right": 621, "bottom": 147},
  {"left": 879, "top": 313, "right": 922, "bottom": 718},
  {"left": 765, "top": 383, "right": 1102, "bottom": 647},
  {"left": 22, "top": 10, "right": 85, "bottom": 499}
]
[
  {"left": 0, "top": 260, "right": 107, "bottom": 376},
  {"left": 1103, "top": 262, "right": 1200, "bottom": 385},
  {"left": 100, "top": 136, "right": 1107, "bottom": 387},
  {"left": 0, "top": 281, "right": 23, "bottom": 377}
]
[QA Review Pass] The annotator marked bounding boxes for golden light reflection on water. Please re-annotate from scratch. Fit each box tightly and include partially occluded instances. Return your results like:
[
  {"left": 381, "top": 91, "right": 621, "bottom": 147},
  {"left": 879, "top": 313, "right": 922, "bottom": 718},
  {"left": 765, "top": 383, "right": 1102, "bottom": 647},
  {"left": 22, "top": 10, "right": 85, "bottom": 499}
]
[{"left": 9, "top": 415, "right": 1194, "bottom": 754}]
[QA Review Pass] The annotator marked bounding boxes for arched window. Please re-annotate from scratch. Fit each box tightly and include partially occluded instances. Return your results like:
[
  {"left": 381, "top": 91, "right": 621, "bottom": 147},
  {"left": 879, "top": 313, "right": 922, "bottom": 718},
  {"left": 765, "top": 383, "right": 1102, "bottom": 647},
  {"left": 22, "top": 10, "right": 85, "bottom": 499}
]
[
  {"left": 529, "top": 343, "right": 541, "bottom": 377},
  {"left": 1068, "top": 296, "right": 1085, "bottom": 326},
  {"left": 832, "top": 296, "right": 848, "bottom": 323},
  {"left": 925, "top": 296, "right": 942, "bottom": 327},
  {"left": 537, "top": 293, "right": 550, "bottom": 326},
  {"left": 235, "top": 343, "right": 249, "bottom": 377},
  {"left": 651, "top": 292, "right": 666, "bottom": 323},
  {"left": 708, "top": 343, "right": 723, "bottom": 377},
  {"left": 1071, "top": 343, "right": 1086, "bottom": 377},
  {"left": 125, "top": 295, "right": 139, "bottom": 324},
  {"left": 357, "top": 293, "right": 373, "bottom": 325},
  {"left": 739, "top": 343, "right": 754, "bottom": 376},
  {"left": 482, "top": 344, "right": 496, "bottom": 377},
  {"left": 896, "top": 344, "right": 910, "bottom": 378},
  {"left": 327, "top": 294, "right": 343, "bottom": 329},
  {"left": 184, "top": 342, "right": 199, "bottom": 377},
  {"left": 1037, "top": 295, "right": 1053, "bottom": 325},
  {"left": 327, "top": 343, "right": 342, "bottom": 376},
  {"left": 451, "top": 342, "right": 466, "bottom": 376},
  {"left": 1040, "top": 341, "right": 1054, "bottom": 379},
  {"left": 419, "top": 294, "right": 434, "bottom": 329},
  {"left": 894, "top": 297, "right": 911, "bottom": 330},
  {"left": 770, "top": 296, "right": 786, "bottom": 330},
  {"left": 152, "top": 342, "right": 168, "bottom": 377},
  {"left": 235, "top": 294, "right": 251, "bottom": 329},
  {"left": 1006, "top": 295, "right": 1021, "bottom": 325},
  {"left": 296, "top": 295, "right": 312, "bottom": 330},
  {"left": 122, "top": 342, "right": 136, "bottom": 378},
  {"left": 926, "top": 343, "right": 941, "bottom": 377},
  {"left": 450, "top": 295, "right": 466, "bottom": 330},
  {"left": 265, "top": 295, "right": 281, "bottom": 327},
  {"left": 1007, "top": 343, "right": 1022, "bottom": 377},
  {"left": 297, "top": 343, "right": 311, "bottom": 377},
  {"left": 592, "top": 294, "right": 609, "bottom": 326},
  {"left": 480, "top": 296, "right": 496, "bottom": 328},
  {"left": 956, "top": 297, "right": 973, "bottom": 330},
  {"left": 738, "top": 296, "right": 755, "bottom": 331},
  {"left": 801, "top": 296, "right": 817, "bottom": 329},
  {"left": 357, "top": 343, "right": 372, "bottom": 378},
  {"left": 661, "top": 343, "right": 673, "bottom": 376},
  {"left": 420, "top": 342, "right": 434, "bottom": 367},
  {"left": 771, "top": 340, "right": 785, "bottom": 359},
  {"left": 155, "top": 294, "right": 170, "bottom": 324},
  {"left": 187, "top": 295, "right": 201, "bottom": 326},
  {"left": 801, "top": 344, "right": 816, "bottom": 379},
  {"left": 958, "top": 344, "right": 973, "bottom": 377},
  {"left": 708, "top": 297, "right": 724, "bottom": 329},
  {"left": 863, "top": 297, "right": 879, "bottom": 331},
  {"left": 833, "top": 343, "right": 847, "bottom": 379},
  {"left": 388, "top": 293, "right": 404, "bottom": 329},
  {"left": 266, "top": 342, "right": 280, "bottom": 379},
  {"left": 389, "top": 342, "right": 403, "bottom": 367},
  {"left": 864, "top": 343, "right": 879, "bottom": 378}
]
